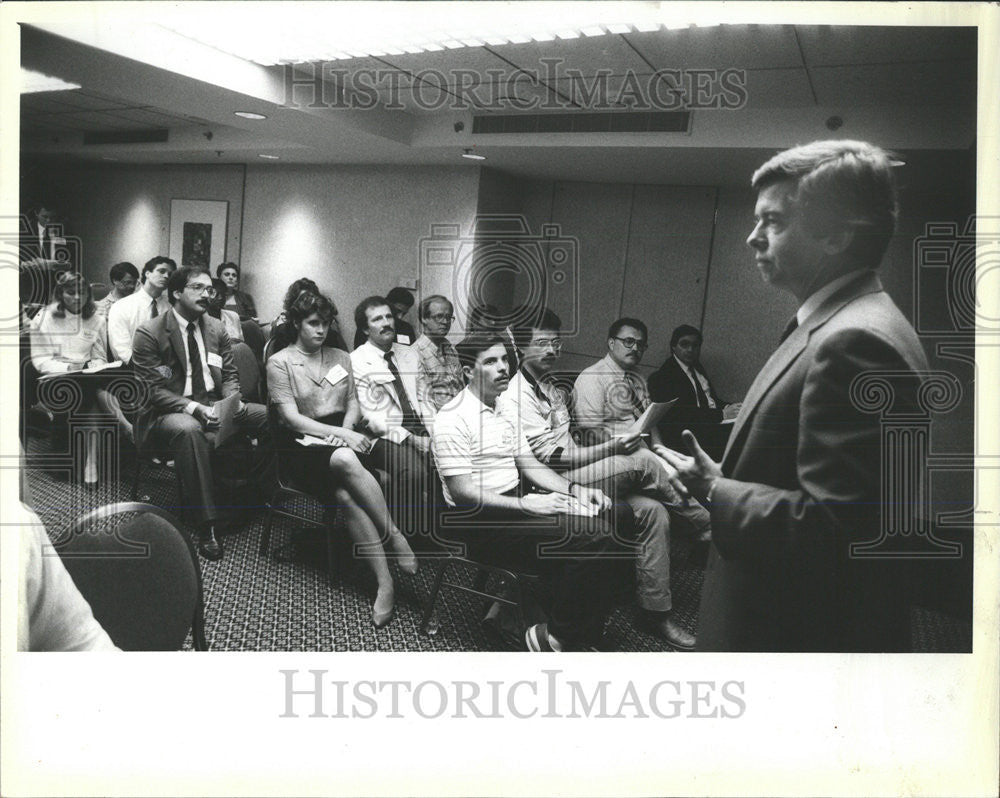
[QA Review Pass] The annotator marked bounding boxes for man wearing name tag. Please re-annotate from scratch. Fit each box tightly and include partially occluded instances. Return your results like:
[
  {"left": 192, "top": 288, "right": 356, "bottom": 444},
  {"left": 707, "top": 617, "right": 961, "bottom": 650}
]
[
  {"left": 131, "top": 266, "right": 267, "bottom": 561},
  {"left": 351, "top": 296, "right": 436, "bottom": 541}
]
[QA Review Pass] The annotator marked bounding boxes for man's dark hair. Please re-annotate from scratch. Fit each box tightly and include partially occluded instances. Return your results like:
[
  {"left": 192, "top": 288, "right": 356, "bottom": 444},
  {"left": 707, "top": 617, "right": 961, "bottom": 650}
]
[
  {"left": 513, "top": 306, "right": 562, "bottom": 347},
  {"left": 216, "top": 261, "right": 240, "bottom": 278},
  {"left": 109, "top": 261, "right": 138, "bottom": 282},
  {"left": 608, "top": 317, "right": 648, "bottom": 342},
  {"left": 751, "top": 139, "right": 899, "bottom": 269},
  {"left": 670, "top": 324, "right": 702, "bottom": 349},
  {"left": 456, "top": 332, "right": 508, "bottom": 370},
  {"left": 289, "top": 291, "right": 336, "bottom": 327},
  {"left": 142, "top": 256, "right": 177, "bottom": 282},
  {"left": 354, "top": 296, "right": 391, "bottom": 339},
  {"left": 166, "top": 266, "right": 211, "bottom": 305},
  {"left": 386, "top": 286, "right": 414, "bottom": 308}
]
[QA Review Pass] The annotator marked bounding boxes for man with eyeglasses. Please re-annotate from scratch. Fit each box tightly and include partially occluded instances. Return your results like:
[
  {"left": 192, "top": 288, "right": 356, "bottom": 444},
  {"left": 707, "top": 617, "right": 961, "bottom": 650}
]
[
  {"left": 131, "top": 266, "right": 268, "bottom": 561},
  {"left": 94, "top": 261, "right": 139, "bottom": 321},
  {"left": 499, "top": 309, "right": 700, "bottom": 648},
  {"left": 413, "top": 294, "right": 464, "bottom": 416},
  {"left": 574, "top": 317, "right": 712, "bottom": 537}
]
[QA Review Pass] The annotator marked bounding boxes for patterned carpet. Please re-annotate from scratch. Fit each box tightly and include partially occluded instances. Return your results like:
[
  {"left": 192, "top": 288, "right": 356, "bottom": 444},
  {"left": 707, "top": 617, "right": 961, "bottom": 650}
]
[{"left": 22, "top": 430, "right": 971, "bottom": 652}]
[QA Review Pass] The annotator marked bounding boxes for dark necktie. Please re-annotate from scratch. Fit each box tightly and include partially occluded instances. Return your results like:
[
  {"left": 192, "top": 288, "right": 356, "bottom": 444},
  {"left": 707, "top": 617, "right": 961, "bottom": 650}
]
[
  {"left": 384, "top": 350, "right": 427, "bottom": 435},
  {"left": 624, "top": 372, "right": 646, "bottom": 420},
  {"left": 187, "top": 322, "right": 206, "bottom": 398},
  {"left": 689, "top": 366, "right": 709, "bottom": 408},
  {"left": 151, "top": 298, "right": 159, "bottom": 318},
  {"left": 779, "top": 316, "right": 799, "bottom": 344}
]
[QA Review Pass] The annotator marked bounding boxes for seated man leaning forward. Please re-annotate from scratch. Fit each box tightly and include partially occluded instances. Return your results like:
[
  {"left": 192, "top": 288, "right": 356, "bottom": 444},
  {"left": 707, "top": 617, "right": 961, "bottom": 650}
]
[
  {"left": 432, "top": 332, "right": 636, "bottom": 653},
  {"left": 131, "top": 265, "right": 268, "bottom": 561},
  {"left": 497, "top": 308, "right": 697, "bottom": 649},
  {"left": 350, "top": 296, "right": 436, "bottom": 541},
  {"left": 573, "top": 317, "right": 712, "bottom": 545}
]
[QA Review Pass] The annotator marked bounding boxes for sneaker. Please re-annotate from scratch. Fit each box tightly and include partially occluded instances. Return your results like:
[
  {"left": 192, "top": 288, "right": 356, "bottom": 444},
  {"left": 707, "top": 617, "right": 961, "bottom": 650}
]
[{"left": 525, "top": 623, "right": 562, "bottom": 652}]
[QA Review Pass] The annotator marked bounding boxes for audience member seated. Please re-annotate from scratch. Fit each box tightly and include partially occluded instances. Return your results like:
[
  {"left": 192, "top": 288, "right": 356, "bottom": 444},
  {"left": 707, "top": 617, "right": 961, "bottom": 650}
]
[
  {"left": 266, "top": 290, "right": 418, "bottom": 627},
  {"left": 386, "top": 286, "right": 416, "bottom": 344},
  {"left": 107, "top": 256, "right": 175, "bottom": 364},
  {"left": 413, "top": 294, "right": 463, "bottom": 415},
  {"left": 17, "top": 502, "right": 118, "bottom": 651},
  {"left": 467, "top": 302, "right": 521, "bottom": 373},
  {"left": 95, "top": 261, "right": 139, "bottom": 320},
  {"left": 647, "top": 324, "right": 742, "bottom": 460},
  {"left": 131, "top": 265, "right": 268, "bottom": 561},
  {"left": 19, "top": 204, "right": 73, "bottom": 312},
  {"left": 208, "top": 278, "right": 244, "bottom": 342},
  {"left": 573, "top": 317, "right": 712, "bottom": 544},
  {"left": 216, "top": 261, "right": 258, "bottom": 321},
  {"left": 498, "top": 308, "right": 696, "bottom": 648},
  {"left": 433, "top": 332, "right": 635, "bottom": 652},
  {"left": 269, "top": 277, "right": 349, "bottom": 355},
  {"left": 30, "top": 272, "right": 120, "bottom": 484},
  {"left": 350, "top": 296, "right": 436, "bottom": 543}
]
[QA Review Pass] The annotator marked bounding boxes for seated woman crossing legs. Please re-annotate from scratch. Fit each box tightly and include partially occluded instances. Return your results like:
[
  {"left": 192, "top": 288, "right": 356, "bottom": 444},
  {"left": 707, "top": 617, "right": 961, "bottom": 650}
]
[{"left": 266, "top": 290, "right": 417, "bottom": 628}]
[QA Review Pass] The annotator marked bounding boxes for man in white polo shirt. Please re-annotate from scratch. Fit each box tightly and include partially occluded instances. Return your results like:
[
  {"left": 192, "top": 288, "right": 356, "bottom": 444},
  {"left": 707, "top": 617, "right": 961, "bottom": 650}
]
[{"left": 433, "top": 331, "right": 635, "bottom": 652}]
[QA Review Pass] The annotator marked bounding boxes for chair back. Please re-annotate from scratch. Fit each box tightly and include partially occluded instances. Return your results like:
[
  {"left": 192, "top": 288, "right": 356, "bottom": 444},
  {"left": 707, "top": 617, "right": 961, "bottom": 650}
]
[
  {"left": 232, "top": 341, "right": 262, "bottom": 403},
  {"left": 241, "top": 319, "right": 266, "bottom": 362},
  {"left": 59, "top": 502, "right": 207, "bottom": 650}
]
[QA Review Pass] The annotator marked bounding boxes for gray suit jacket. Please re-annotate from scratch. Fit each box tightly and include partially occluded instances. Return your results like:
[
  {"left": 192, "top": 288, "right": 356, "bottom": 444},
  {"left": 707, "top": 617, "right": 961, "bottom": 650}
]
[
  {"left": 131, "top": 311, "right": 239, "bottom": 450},
  {"left": 698, "top": 271, "right": 930, "bottom": 652}
]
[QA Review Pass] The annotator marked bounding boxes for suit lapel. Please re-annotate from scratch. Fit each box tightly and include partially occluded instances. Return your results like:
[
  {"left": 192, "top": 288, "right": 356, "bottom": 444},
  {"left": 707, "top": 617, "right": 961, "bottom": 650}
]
[
  {"left": 721, "top": 271, "right": 883, "bottom": 468},
  {"left": 201, "top": 317, "right": 223, "bottom": 388},
  {"left": 165, "top": 311, "right": 186, "bottom": 370}
]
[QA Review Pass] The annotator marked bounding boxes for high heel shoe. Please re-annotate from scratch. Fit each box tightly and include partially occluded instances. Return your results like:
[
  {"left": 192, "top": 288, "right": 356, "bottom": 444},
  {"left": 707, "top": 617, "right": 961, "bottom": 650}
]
[
  {"left": 372, "top": 585, "right": 395, "bottom": 628},
  {"left": 390, "top": 533, "right": 419, "bottom": 575}
]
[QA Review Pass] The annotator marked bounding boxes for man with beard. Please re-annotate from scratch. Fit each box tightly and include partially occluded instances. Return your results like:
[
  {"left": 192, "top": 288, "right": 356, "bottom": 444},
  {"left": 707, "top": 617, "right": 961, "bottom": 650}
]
[{"left": 131, "top": 266, "right": 268, "bottom": 561}]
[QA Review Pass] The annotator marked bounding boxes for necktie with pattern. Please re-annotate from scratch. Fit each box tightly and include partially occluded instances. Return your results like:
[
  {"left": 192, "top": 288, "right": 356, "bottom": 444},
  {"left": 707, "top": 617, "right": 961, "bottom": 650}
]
[
  {"left": 384, "top": 350, "right": 427, "bottom": 435},
  {"left": 187, "top": 322, "right": 206, "bottom": 397}
]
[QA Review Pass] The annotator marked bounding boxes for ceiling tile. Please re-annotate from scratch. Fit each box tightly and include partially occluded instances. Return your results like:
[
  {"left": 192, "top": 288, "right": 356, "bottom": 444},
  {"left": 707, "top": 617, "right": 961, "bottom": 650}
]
[
  {"left": 796, "top": 25, "right": 977, "bottom": 67},
  {"left": 42, "top": 89, "right": 133, "bottom": 110},
  {"left": 489, "top": 35, "right": 651, "bottom": 77},
  {"left": 811, "top": 60, "right": 976, "bottom": 107},
  {"left": 742, "top": 68, "right": 814, "bottom": 108},
  {"left": 626, "top": 25, "right": 803, "bottom": 71},
  {"left": 378, "top": 48, "right": 516, "bottom": 85}
]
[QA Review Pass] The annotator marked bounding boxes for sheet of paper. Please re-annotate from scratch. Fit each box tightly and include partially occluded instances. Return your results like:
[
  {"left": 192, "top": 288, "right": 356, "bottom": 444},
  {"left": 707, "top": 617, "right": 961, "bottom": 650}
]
[
  {"left": 212, "top": 391, "right": 241, "bottom": 448},
  {"left": 628, "top": 398, "right": 677, "bottom": 434},
  {"left": 81, "top": 360, "right": 123, "bottom": 374}
]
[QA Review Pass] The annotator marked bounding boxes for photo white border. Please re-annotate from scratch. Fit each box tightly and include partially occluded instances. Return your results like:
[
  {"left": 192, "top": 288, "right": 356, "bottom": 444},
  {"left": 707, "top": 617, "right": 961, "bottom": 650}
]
[{"left": 1, "top": 2, "right": 997, "bottom": 796}]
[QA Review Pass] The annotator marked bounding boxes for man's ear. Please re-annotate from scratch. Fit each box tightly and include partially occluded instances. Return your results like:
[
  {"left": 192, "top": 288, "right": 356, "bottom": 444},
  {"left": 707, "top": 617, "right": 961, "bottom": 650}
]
[{"left": 819, "top": 225, "right": 854, "bottom": 257}]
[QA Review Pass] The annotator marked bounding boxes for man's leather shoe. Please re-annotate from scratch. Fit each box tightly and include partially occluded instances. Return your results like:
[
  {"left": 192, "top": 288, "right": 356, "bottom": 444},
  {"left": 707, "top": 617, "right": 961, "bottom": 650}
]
[
  {"left": 643, "top": 612, "right": 696, "bottom": 651},
  {"left": 198, "top": 527, "right": 224, "bottom": 561}
]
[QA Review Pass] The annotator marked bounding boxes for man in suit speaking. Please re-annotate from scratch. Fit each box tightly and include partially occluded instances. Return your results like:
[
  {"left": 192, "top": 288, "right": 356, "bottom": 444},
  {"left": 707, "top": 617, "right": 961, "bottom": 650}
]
[
  {"left": 659, "top": 140, "right": 929, "bottom": 652},
  {"left": 132, "top": 266, "right": 267, "bottom": 560}
]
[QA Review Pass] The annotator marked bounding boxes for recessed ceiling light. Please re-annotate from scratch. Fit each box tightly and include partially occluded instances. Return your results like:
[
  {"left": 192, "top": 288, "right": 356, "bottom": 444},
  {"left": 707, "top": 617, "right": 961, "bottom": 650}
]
[
  {"left": 258, "top": 153, "right": 280, "bottom": 160},
  {"left": 462, "top": 149, "right": 486, "bottom": 161},
  {"left": 234, "top": 111, "right": 267, "bottom": 120}
]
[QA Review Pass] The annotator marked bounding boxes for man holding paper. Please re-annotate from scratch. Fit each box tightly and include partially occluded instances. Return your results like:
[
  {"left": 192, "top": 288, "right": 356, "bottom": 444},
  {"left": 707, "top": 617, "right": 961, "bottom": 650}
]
[
  {"left": 132, "top": 266, "right": 267, "bottom": 561},
  {"left": 573, "top": 317, "right": 712, "bottom": 545}
]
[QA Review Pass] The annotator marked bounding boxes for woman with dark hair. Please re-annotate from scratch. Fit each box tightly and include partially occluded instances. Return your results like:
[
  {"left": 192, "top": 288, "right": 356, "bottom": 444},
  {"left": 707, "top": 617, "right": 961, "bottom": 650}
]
[
  {"left": 216, "top": 262, "right": 258, "bottom": 321},
  {"left": 268, "top": 277, "right": 348, "bottom": 355},
  {"left": 266, "top": 291, "right": 418, "bottom": 627},
  {"left": 29, "top": 272, "right": 110, "bottom": 485}
]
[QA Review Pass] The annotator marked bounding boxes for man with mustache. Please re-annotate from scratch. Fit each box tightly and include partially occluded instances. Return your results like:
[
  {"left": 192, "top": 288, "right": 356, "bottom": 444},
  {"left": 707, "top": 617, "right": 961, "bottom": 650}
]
[
  {"left": 351, "top": 296, "right": 436, "bottom": 544},
  {"left": 131, "top": 266, "right": 268, "bottom": 561}
]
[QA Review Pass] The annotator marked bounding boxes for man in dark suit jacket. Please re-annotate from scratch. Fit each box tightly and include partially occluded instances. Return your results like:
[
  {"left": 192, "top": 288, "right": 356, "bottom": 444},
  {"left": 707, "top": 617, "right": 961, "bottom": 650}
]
[
  {"left": 648, "top": 324, "right": 741, "bottom": 459},
  {"left": 659, "top": 140, "right": 929, "bottom": 652},
  {"left": 19, "top": 205, "right": 72, "bottom": 310},
  {"left": 132, "top": 265, "right": 267, "bottom": 560}
]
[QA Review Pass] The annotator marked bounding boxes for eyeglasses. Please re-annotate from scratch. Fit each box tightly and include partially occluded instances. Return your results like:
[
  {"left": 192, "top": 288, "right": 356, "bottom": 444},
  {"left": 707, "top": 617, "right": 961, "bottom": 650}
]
[
  {"left": 186, "top": 283, "right": 217, "bottom": 297},
  {"left": 530, "top": 338, "right": 562, "bottom": 350},
  {"left": 613, "top": 336, "right": 647, "bottom": 351},
  {"left": 428, "top": 313, "right": 455, "bottom": 323}
]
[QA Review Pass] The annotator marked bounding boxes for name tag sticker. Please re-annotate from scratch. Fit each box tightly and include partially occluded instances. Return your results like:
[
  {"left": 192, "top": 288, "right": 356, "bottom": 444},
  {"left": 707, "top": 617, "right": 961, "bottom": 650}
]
[
  {"left": 396, "top": 333, "right": 411, "bottom": 345},
  {"left": 80, "top": 329, "right": 97, "bottom": 340},
  {"left": 207, "top": 352, "right": 223, "bottom": 368},
  {"left": 325, "top": 364, "right": 348, "bottom": 385}
]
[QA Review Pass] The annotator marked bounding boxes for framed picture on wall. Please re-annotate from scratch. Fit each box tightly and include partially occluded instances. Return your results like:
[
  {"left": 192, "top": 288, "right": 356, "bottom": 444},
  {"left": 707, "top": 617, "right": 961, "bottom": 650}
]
[{"left": 169, "top": 199, "right": 228, "bottom": 268}]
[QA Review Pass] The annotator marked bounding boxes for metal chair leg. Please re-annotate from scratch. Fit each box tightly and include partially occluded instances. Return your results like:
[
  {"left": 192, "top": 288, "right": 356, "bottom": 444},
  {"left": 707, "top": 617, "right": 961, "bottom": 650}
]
[{"left": 420, "top": 558, "right": 451, "bottom": 635}]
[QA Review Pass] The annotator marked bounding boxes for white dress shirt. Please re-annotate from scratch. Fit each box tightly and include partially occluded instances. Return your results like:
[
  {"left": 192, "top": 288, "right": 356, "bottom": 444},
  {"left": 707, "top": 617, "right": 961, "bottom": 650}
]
[
  {"left": 172, "top": 309, "right": 216, "bottom": 414},
  {"left": 106, "top": 284, "right": 170, "bottom": 363},
  {"left": 674, "top": 355, "right": 716, "bottom": 409}
]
